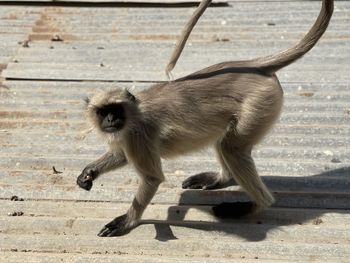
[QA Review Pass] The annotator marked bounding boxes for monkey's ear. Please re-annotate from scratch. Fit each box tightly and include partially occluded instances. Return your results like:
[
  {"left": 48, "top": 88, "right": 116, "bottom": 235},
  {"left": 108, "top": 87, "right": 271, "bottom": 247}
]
[
  {"left": 123, "top": 89, "right": 138, "bottom": 103},
  {"left": 84, "top": 97, "right": 90, "bottom": 105}
]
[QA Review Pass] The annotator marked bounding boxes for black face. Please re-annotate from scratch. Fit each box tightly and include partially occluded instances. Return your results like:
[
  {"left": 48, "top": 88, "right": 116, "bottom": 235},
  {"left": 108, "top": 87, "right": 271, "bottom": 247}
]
[{"left": 97, "top": 103, "right": 126, "bottom": 133}]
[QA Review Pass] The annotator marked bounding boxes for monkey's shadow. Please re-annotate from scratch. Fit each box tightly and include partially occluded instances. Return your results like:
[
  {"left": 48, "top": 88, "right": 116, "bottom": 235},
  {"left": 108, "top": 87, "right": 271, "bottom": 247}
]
[{"left": 141, "top": 167, "right": 350, "bottom": 242}]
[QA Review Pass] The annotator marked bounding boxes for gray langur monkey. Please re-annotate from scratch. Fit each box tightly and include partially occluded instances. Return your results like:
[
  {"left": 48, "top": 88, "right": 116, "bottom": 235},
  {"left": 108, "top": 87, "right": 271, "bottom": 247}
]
[{"left": 77, "top": 0, "right": 333, "bottom": 237}]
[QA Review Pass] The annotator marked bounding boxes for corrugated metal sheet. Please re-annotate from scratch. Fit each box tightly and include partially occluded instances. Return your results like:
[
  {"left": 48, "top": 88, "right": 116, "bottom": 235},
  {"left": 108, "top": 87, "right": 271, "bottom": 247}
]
[{"left": 1, "top": 1, "right": 350, "bottom": 262}]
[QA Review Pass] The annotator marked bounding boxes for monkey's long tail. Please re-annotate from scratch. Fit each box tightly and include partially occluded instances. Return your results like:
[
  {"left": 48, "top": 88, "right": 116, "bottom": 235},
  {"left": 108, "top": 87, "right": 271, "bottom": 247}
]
[
  {"left": 165, "top": 0, "right": 212, "bottom": 79},
  {"left": 257, "top": 0, "right": 333, "bottom": 74}
]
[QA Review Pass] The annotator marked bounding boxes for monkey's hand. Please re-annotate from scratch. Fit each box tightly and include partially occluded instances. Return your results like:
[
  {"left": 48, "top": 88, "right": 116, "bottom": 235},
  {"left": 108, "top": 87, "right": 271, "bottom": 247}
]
[
  {"left": 76, "top": 168, "right": 96, "bottom": 191},
  {"left": 98, "top": 214, "right": 137, "bottom": 237}
]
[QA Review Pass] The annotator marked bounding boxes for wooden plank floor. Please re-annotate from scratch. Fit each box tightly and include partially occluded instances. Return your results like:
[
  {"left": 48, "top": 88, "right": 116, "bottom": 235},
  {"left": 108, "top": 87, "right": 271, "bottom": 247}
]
[{"left": 1, "top": 1, "right": 350, "bottom": 262}]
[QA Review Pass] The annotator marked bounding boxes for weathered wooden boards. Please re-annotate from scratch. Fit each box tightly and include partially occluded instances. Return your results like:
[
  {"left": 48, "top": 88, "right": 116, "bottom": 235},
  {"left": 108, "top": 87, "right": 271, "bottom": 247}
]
[{"left": 1, "top": 1, "right": 350, "bottom": 262}]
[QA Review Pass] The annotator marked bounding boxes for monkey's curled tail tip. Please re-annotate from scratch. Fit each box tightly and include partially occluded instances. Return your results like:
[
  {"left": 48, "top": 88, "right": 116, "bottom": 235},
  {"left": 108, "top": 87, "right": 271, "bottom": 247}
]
[{"left": 212, "top": 202, "right": 257, "bottom": 218}]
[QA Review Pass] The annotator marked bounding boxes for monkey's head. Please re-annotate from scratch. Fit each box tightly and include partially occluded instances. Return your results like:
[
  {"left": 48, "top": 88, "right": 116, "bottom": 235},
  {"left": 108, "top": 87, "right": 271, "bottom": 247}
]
[{"left": 85, "top": 89, "right": 139, "bottom": 135}]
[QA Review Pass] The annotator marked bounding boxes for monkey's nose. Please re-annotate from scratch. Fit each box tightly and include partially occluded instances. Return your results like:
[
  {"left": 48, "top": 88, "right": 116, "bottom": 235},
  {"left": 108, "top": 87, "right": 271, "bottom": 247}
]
[{"left": 107, "top": 113, "right": 114, "bottom": 122}]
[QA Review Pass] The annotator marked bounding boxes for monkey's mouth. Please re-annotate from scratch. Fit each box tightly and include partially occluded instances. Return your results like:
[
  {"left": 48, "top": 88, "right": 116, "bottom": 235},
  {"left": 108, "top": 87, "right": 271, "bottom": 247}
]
[
  {"left": 103, "top": 126, "right": 119, "bottom": 133},
  {"left": 102, "top": 122, "right": 124, "bottom": 133}
]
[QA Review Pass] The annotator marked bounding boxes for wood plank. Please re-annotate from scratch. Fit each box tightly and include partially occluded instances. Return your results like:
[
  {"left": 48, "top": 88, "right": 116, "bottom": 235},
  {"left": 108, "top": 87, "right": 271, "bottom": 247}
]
[
  {"left": 0, "top": 0, "right": 227, "bottom": 3},
  {"left": 0, "top": 2, "right": 349, "bottom": 262},
  {"left": 0, "top": 252, "right": 245, "bottom": 263},
  {"left": 2, "top": 2, "right": 349, "bottom": 81},
  {"left": 1, "top": 233, "right": 349, "bottom": 261},
  {"left": 1, "top": 203, "right": 350, "bottom": 243}
]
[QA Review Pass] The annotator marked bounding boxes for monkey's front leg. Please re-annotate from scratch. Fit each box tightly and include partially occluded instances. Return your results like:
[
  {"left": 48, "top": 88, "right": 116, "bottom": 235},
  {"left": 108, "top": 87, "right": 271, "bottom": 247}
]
[
  {"left": 98, "top": 175, "right": 163, "bottom": 237},
  {"left": 77, "top": 151, "right": 127, "bottom": 191},
  {"left": 98, "top": 148, "right": 164, "bottom": 237}
]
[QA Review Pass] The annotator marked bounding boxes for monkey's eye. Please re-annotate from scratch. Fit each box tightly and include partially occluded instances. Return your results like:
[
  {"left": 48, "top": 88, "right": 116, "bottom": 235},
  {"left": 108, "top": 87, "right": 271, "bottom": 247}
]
[
  {"left": 96, "top": 108, "right": 108, "bottom": 117},
  {"left": 97, "top": 104, "right": 125, "bottom": 119}
]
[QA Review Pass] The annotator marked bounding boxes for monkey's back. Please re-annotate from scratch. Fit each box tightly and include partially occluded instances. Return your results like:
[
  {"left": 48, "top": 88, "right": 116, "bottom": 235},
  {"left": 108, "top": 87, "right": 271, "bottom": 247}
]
[{"left": 137, "top": 62, "right": 282, "bottom": 157}]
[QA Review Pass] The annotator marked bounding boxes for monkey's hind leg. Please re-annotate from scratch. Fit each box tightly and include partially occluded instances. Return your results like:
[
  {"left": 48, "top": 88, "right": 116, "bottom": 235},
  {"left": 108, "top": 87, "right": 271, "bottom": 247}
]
[
  {"left": 212, "top": 83, "right": 282, "bottom": 217},
  {"left": 213, "top": 138, "right": 275, "bottom": 218},
  {"left": 182, "top": 142, "right": 234, "bottom": 190}
]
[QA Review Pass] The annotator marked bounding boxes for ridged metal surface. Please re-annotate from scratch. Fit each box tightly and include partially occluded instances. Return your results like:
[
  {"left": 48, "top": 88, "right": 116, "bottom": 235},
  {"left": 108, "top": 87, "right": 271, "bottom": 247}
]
[{"left": 0, "top": 1, "right": 350, "bottom": 262}]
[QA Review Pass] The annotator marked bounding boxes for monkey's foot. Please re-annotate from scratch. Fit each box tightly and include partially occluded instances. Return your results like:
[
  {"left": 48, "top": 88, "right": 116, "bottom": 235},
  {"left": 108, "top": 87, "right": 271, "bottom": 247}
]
[
  {"left": 98, "top": 214, "right": 137, "bottom": 237},
  {"left": 76, "top": 168, "right": 97, "bottom": 191},
  {"left": 182, "top": 172, "right": 230, "bottom": 190}
]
